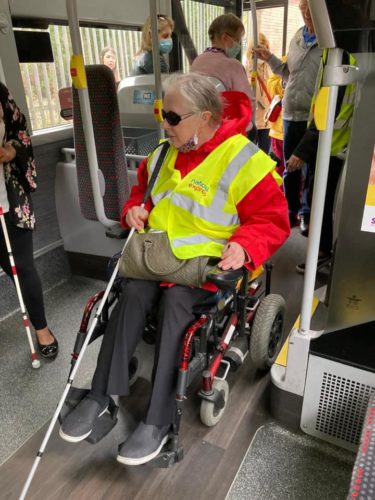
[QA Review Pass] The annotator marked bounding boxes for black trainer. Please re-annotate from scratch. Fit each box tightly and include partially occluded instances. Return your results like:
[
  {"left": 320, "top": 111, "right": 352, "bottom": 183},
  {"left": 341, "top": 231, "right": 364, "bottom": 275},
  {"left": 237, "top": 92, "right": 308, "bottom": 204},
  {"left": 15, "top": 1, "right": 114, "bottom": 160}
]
[
  {"left": 59, "top": 396, "right": 108, "bottom": 443},
  {"left": 117, "top": 422, "right": 170, "bottom": 466},
  {"left": 296, "top": 255, "right": 331, "bottom": 275}
]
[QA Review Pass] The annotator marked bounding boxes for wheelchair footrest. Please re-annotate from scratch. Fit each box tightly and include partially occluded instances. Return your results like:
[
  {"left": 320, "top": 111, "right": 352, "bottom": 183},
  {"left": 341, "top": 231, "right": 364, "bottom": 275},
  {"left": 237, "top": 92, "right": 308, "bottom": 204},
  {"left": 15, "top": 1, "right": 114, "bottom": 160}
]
[
  {"left": 150, "top": 444, "right": 184, "bottom": 468},
  {"left": 58, "top": 386, "right": 118, "bottom": 444},
  {"left": 86, "top": 408, "right": 118, "bottom": 444}
]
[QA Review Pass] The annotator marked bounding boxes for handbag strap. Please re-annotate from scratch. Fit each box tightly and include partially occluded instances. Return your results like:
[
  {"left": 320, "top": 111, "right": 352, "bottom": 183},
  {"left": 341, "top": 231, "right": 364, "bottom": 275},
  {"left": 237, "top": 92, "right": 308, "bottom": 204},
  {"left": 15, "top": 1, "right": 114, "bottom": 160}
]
[
  {"left": 143, "top": 238, "right": 187, "bottom": 276},
  {"left": 142, "top": 141, "right": 170, "bottom": 203},
  {"left": 257, "top": 74, "right": 272, "bottom": 104}
]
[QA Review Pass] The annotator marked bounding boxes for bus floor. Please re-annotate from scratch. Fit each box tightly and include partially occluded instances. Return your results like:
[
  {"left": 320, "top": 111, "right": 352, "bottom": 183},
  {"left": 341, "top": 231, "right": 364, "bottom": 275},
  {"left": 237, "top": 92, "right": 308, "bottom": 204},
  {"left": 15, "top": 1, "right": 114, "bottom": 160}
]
[{"left": 0, "top": 228, "right": 336, "bottom": 499}]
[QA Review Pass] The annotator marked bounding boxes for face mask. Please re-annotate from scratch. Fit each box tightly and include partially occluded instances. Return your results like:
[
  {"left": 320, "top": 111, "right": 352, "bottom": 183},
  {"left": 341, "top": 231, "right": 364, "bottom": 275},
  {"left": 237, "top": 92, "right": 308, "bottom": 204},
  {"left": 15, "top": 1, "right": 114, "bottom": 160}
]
[
  {"left": 159, "top": 38, "right": 173, "bottom": 54},
  {"left": 175, "top": 132, "right": 198, "bottom": 153},
  {"left": 225, "top": 41, "right": 241, "bottom": 59}
]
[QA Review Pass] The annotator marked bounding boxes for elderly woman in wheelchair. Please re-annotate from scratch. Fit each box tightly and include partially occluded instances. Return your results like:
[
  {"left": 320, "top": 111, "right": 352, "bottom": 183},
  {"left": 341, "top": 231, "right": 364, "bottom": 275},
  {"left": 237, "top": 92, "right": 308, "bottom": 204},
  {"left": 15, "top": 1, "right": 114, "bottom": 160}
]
[{"left": 59, "top": 73, "right": 290, "bottom": 466}]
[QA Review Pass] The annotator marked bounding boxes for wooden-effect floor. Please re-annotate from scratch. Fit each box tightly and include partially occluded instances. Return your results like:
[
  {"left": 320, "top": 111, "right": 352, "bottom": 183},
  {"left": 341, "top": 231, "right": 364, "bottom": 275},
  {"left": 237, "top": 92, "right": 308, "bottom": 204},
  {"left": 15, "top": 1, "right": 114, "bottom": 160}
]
[
  {"left": 0, "top": 365, "right": 270, "bottom": 500},
  {"left": 0, "top": 229, "right": 318, "bottom": 500}
]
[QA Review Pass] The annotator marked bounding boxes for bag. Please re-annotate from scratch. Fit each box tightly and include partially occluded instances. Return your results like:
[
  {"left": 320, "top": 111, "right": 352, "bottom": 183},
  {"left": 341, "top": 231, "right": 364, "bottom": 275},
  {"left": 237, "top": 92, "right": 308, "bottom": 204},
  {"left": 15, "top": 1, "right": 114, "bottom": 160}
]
[
  {"left": 264, "top": 94, "right": 282, "bottom": 123},
  {"left": 119, "top": 231, "right": 216, "bottom": 288}
]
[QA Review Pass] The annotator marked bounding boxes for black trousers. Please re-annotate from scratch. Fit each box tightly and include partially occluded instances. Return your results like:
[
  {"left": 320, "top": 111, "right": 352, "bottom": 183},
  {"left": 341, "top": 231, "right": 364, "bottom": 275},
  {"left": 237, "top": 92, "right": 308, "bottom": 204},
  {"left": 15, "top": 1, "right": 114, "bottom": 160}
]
[
  {"left": 307, "top": 156, "right": 344, "bottom": 255},
  {"left": 91, "top": 279, "right": 212, "bottom": 425},
  {"left": 0, "top": 213, "right": 47, "bottom": 330},
  {"left": 256, "top": 128, "right": 271, "bottom": 154}
]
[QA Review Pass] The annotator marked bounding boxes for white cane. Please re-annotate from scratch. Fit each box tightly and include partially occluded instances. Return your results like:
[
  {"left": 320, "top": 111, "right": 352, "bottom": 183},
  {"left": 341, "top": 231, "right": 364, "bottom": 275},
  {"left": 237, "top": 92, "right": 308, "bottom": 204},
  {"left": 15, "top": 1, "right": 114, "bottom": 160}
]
[
  {"left": 0, "top": 205, "right": 40, "bottom": 369},
  {"left": 20, "top": 141, "right": 169, "bottom": 499}
]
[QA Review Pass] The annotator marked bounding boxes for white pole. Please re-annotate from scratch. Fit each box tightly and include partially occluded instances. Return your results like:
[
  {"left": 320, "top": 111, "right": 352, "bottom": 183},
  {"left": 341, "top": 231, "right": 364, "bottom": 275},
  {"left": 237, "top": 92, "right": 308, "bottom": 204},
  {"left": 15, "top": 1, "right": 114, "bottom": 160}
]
[
  {"left": 250, "top": 0, "right": 258, "bottom": 127},
  {"left": 149, "top": 0, "right": 164, "bottom": 141},
  {"left": 299, "top": 48, "right": 343, "bottom": 334}
]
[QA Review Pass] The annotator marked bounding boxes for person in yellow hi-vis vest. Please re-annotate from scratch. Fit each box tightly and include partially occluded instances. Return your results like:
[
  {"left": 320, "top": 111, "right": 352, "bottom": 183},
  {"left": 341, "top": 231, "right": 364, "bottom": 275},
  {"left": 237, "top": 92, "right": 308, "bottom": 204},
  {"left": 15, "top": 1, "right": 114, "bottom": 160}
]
[
  {"left": 59, "top": 73, "right": 290, "bottom": 465},
  {"left": 288, "top": 50, "right": 356, "bottom": 274}
]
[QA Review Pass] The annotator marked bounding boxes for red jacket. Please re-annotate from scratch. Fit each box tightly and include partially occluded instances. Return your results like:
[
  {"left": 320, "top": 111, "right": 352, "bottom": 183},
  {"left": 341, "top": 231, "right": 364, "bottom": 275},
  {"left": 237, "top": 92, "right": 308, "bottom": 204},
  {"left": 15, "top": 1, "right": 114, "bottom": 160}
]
[{"left": 122, "top": 91, "right": 290, "bottom": 272}]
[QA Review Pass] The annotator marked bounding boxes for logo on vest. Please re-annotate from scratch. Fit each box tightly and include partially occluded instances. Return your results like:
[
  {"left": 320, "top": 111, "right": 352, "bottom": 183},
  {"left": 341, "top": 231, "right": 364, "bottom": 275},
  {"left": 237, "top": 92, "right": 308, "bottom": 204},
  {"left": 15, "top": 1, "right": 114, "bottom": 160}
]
[{"left": 188, "top": 179, "right": 209, "bottom": 197}]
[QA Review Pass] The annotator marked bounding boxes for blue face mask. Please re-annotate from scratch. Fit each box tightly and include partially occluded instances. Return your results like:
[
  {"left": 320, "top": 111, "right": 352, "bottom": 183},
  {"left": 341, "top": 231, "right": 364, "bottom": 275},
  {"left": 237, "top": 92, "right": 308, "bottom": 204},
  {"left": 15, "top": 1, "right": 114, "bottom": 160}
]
[
  {"left": 159, "top": 38, "right": 173, "bottom": 54},
  {"left": 225, "top": 41, "right": 241, "bottom": 59}
]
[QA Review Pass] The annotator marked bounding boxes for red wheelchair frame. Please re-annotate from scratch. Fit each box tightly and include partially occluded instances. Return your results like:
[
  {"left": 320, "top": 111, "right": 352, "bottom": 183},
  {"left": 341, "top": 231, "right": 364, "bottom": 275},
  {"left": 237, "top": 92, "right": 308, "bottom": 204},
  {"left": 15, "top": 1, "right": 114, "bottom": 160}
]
[{"left": 68, "top": 263, "right": 285, "bottom": 466}]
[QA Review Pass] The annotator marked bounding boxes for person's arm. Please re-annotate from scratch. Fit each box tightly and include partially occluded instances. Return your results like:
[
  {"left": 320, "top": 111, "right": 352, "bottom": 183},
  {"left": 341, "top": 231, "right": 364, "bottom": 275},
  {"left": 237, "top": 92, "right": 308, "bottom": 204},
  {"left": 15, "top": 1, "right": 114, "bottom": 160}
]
[
  {"left": 121, "top": 158, "right": 153, "bottom": 227},
  {"left": 267, "top": 55, "right": 290, "bottom": 82},
  {"left": 254, "top": 47, "right": 289, "bottom": 82},
  {"left": 229, "top": 173, "right": 290, "bottom": 269}
]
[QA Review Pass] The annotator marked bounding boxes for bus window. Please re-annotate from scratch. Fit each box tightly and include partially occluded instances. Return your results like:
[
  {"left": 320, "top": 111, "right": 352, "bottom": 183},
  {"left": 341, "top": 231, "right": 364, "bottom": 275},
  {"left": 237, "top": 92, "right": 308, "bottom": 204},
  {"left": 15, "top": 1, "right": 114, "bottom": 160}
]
[
  {"left": 243, "top": 7, "right": 286, "bottom": 60},
  {"left": 243, "top": 0, "right": 304, "bottom": 61},
  {"left": 179, "top": 0, "right": 225, "bottom": 71},
  {"left": 16, "top": 25, "right": 141, "bottom": 132}
]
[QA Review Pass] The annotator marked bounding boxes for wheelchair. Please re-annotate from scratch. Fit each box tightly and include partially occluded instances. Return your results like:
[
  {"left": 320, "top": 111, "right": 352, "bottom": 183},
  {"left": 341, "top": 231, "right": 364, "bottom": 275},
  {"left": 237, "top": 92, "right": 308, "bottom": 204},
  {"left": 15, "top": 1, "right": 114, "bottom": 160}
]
[{"left": 61, "top": 260, "right": 286, "bottom": 467}]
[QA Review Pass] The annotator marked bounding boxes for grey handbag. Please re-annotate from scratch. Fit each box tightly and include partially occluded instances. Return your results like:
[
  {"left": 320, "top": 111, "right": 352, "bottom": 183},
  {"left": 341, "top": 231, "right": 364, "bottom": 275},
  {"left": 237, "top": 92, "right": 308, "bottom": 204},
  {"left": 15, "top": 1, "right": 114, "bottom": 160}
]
[{"left": 119, "top": 231, "right": 215, "bottom": 287}]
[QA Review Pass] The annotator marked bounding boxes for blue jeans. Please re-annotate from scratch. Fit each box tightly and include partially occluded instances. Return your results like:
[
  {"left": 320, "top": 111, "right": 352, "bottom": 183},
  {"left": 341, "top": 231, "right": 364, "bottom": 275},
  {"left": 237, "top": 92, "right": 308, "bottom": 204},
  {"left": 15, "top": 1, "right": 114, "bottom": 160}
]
[{"left": 283, "top": 119, "right": 310, "bottom": 218}]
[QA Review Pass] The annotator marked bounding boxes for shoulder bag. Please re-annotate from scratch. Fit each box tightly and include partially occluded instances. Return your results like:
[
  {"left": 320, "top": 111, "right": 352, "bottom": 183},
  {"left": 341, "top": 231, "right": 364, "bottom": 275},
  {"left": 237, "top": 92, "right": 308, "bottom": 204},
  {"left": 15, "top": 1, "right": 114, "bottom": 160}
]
[{"left": 119, "top": 231, "right": 217, "bottom": 288}]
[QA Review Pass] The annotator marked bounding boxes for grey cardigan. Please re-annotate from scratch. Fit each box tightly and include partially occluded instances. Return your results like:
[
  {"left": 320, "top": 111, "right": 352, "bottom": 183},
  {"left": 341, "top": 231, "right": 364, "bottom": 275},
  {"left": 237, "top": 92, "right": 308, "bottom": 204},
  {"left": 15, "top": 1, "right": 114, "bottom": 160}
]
[{"left": 268, "top": 27, "right": 322, "bottom": 122}]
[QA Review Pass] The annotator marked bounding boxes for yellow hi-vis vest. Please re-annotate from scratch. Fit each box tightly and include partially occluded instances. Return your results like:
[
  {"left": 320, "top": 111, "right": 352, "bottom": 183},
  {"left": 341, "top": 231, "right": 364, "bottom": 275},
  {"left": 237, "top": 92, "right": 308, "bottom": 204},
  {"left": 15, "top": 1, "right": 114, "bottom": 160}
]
[
  {"left": 309, "top": 50, "right": 356, "bottom": 157},
  {"left": 146, "top": 135, "right": 280, "bottom": 260}
]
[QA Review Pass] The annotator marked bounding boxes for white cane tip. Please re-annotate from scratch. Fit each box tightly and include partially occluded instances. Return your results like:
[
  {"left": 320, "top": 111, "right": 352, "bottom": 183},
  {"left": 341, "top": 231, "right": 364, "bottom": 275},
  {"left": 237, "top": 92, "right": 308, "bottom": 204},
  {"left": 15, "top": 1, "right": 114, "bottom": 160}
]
[{"left": 32, "top": 359, "right": 41, "bottom": 369}]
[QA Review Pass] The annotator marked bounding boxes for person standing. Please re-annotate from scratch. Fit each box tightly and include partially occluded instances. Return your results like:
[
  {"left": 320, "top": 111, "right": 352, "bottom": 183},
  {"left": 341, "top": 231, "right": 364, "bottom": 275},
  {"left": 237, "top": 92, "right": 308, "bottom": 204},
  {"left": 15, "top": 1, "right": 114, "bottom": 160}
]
[
  {"left": 291, "top": 50, "right": 357, "bottom": 273},
  {"left": 190, "top": 13, "right": 255, "bottom": 138},
  {"left": 132, "top": 14, "right": 175, "bottom": 75},
  {"left": 254, "top": 0, "right": 322, "bottom": 232},
  {"left": 0, "top": 82, "right": 58, "bottom": 359}
]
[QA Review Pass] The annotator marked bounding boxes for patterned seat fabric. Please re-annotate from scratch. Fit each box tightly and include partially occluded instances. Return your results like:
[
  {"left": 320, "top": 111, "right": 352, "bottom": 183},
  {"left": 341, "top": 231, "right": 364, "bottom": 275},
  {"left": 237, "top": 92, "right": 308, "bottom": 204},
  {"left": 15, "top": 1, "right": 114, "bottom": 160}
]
[
  {"left": 348, "top": 391, "right": 375, "bottom": 499},
  {"left": 73, "top": 65, "right": 130, "bottom": 222}
]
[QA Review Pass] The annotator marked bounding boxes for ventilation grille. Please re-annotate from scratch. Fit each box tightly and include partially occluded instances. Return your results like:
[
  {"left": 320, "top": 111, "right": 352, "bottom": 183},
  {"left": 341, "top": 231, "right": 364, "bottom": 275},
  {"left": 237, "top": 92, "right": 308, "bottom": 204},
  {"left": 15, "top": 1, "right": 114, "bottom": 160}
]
[{"left": 316, "top": 372, "right": 375, "bottom": 445}]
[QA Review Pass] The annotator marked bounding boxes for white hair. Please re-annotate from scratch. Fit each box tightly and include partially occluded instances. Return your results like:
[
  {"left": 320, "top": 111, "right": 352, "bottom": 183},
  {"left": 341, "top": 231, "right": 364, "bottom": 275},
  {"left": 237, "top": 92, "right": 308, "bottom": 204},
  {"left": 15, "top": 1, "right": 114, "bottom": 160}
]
[{"left": 163, "top": 72, "right": 223, "bottom": 124}]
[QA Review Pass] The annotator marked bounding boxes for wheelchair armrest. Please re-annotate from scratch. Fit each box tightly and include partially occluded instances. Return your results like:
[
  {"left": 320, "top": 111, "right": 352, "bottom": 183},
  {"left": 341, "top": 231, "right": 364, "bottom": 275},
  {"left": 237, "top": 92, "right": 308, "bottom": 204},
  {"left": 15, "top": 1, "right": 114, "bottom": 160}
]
[{"left": 206, "top": 266, "right": 245, "bottom": 290}]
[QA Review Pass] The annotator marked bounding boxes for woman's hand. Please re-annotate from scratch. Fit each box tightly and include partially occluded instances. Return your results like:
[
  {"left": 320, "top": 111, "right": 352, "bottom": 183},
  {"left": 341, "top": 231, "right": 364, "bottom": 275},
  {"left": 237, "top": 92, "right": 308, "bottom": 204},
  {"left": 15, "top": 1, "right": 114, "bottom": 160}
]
[
  {"left": 287, "top": 155, "right": 304, "bottom": 172},
  {"left": 125, "top": 206, "right": 149, "bottom": 231},
  {"left": 0, "top": 144, "right": 16, "bottom": 163},
  {"left": 253, "top": 46, "right": 272, "bottom": 62},
  {"left": 219, "top": 242, "right": 247, "bottom": 270}
]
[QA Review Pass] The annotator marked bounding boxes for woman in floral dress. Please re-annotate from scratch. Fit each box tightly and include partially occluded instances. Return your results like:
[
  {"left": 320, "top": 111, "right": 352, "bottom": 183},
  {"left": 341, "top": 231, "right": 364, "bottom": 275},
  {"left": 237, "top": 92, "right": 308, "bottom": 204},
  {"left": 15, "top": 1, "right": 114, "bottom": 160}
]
[{"left": 0, "top": 82, "right": 58, "bottom": 359}]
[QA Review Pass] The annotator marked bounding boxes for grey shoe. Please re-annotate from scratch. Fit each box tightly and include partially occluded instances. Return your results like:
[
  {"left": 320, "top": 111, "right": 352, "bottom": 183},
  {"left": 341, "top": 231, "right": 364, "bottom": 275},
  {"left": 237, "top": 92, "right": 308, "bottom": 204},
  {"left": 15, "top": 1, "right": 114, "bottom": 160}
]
[
  {"left": 59, "top": 396, "right": 108, "bottom": 443},
  {"left": 117, "top": 422, "right": 170, "bottom": 466}
]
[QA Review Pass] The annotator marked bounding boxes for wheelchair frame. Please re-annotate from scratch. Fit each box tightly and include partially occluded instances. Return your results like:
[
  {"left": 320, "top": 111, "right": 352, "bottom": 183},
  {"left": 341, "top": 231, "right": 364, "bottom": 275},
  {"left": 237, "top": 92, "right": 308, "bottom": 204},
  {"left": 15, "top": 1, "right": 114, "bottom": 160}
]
[{"left": 69, "top": 262, "right": 285, "bottom": 466}]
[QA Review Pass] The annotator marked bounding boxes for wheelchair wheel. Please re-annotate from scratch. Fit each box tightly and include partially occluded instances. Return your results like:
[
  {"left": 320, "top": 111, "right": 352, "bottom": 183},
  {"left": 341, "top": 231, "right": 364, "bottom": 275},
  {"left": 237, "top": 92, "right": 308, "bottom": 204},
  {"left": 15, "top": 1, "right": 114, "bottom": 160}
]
[
  {"left": 250, "top": 294, "right": 285, "bottom": 370},
  {"left": 200, "top": 379, "right": 229, "bottom": 427},
  {"left": 128, "top": 350, "right": 142, "bottom": 387}
]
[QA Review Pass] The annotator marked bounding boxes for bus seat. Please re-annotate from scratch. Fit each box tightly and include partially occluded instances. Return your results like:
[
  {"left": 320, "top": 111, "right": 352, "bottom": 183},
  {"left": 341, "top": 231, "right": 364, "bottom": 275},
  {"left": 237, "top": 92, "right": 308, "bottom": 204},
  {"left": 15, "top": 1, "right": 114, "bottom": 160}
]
[{"left": 72, "top": 64, "right": 130, "bottom": 223}]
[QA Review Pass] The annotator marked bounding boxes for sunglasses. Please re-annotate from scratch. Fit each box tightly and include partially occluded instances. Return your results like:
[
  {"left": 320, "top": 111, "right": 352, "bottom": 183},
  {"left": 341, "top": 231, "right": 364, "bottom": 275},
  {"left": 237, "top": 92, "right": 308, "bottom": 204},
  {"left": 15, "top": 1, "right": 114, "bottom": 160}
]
[{"left": 161, "top": 110, "right": 195, "bottom": 126}]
